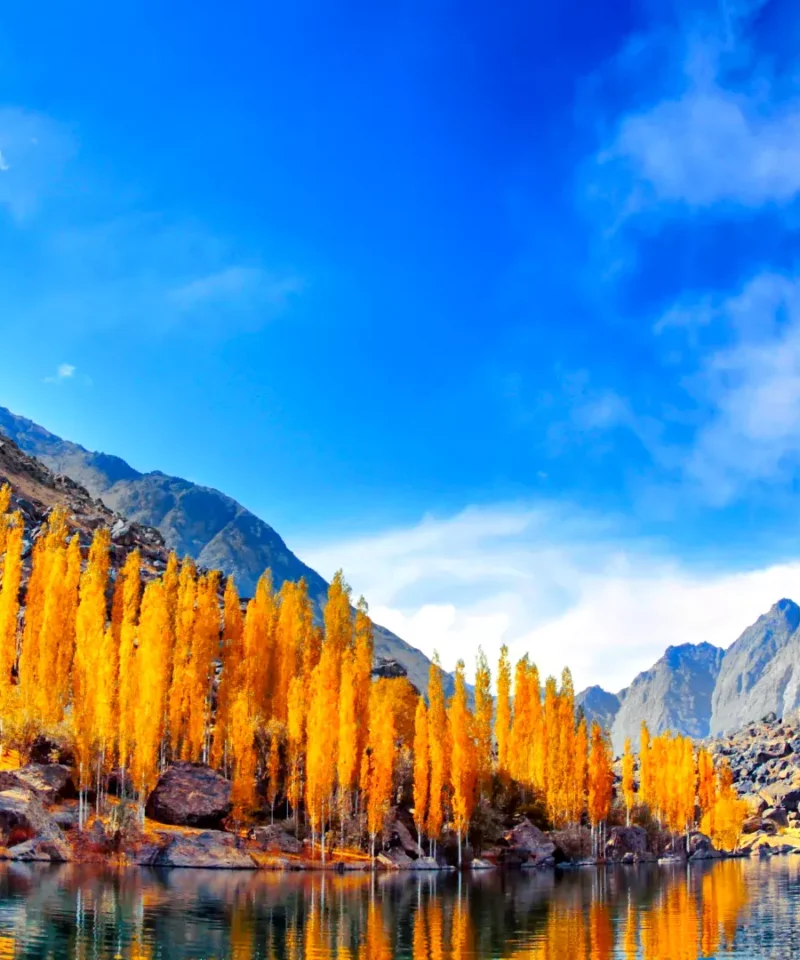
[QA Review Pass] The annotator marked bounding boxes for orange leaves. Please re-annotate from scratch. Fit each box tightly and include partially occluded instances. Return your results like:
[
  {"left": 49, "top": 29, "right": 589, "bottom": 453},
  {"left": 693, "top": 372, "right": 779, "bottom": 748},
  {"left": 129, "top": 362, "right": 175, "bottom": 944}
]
[
  {"left": 640, "top": 731, "right": 697, "bottom": 834},
  {"left": 495, "top": 645, "right": 512, "bottom": 780},
  {"left": 622, "top": 737, "right": 635, "bottom": 825},
  {"left": 0, "top": 509, "right": 23, "bottom": 699},
  {"left": 426, "top": 654, "right": 448, "bottom": 841},
  {"left": 473, "top": 650, "right": 493, "bottom": 800},
  {"left": 365, "top": 679, "right": 396, "bottom": 844},
  {"left": 448, "top": 660, "right": 476, "bottom": 845},
  {"left": 133, "top": 580, "right": 171, "bottom": 794},
  {"left": 412, "top": 697, "right": 429, "bottom": 841},
  {"left": 587, "top": 721, "right": 613, "bottom": 828}
]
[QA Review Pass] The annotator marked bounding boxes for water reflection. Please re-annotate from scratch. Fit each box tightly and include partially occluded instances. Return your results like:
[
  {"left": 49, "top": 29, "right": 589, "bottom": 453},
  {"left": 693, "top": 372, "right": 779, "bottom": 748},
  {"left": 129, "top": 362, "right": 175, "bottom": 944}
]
[{"left": 0, "top": 859, "right": 791, "bottom": 958}]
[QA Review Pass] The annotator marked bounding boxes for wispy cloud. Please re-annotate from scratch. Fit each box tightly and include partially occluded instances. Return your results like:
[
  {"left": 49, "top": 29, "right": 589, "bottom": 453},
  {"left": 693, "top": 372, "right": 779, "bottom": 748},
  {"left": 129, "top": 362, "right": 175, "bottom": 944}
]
[
  {"left": 169, "top": 266, "right": 303, "bottom": 315},
  {"left": 584, "top": 0, "right": 800, "bottom": 230},
  {"left": 43, "top": 363, "right": 76, "bottom": 384},
  {"left": 0, "top": 107, "right": 75, "bottom": 220},
  {"left": 301, "top": 502, "right": 800, "bottom": 692}
]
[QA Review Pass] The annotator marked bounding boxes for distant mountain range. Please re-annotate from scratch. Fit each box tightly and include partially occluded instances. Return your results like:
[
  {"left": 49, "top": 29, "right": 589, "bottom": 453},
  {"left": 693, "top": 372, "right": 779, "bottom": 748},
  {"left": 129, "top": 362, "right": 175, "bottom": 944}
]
[
  {"left": 0, "top": 406, "right": 446, "bottom": 696},
  {"left": 4, "top": 404, "right": 800, "bottom": 749},
  {"left": 578, "top": 599, "right": 800, "bottom": 753}
]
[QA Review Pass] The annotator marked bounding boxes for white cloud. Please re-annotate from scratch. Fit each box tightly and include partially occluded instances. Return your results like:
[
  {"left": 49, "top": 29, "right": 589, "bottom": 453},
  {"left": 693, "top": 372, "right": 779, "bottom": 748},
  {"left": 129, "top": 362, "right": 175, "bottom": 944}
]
[
  {"left": 0, "top": 150, "right": 10, "bottom": 173},
  {"left": 43, "top": 363, "right": 76, "bottom": 384},
  {"left": 588, "top": 1, "right": 800, "bottom": 222},
  {"left": 300, "top": 503, "right": 800, "bottom": 693},
  {"left": 673, "top": 272, "right": 800, "bottom": 503}
]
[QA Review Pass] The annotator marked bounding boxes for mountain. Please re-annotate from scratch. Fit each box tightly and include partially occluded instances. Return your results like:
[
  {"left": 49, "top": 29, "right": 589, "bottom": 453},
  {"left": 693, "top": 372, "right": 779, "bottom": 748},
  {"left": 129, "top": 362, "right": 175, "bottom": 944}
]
[
  {"left": 0, "top": 406, "right": 445, "bottom": 695},
  {"left": 575, "top": 686, "right": 621, "bottom": 731},
  {"left": 710, "top": 599, "right": 800, "bottom": 736},
  {"left": 609, "top": 642, "right": 724, "bottom": 754}
]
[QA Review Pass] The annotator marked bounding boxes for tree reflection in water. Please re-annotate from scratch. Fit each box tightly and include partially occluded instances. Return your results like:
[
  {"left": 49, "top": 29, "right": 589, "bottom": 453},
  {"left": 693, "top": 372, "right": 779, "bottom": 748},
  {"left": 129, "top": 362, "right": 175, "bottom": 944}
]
[{"left": 0, "top": 859, "right": 758, "bottom": 958}]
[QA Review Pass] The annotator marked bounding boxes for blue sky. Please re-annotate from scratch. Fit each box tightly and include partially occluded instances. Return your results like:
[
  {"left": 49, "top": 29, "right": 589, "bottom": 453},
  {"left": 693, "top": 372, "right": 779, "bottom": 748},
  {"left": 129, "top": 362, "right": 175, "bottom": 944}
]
[{"left": 3, "top": 0, "right": 800, "bottom": 688}]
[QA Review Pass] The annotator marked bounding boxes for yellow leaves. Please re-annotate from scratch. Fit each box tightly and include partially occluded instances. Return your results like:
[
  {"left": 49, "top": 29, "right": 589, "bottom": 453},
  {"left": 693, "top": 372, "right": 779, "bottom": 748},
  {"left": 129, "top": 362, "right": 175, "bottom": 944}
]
[
  {"left": 117, "top": 549, "right": 142, "bottom": 771},
  {"left": 412, "top": 697, "right": 429, "bottom": 838},
  {"left": 641, "top": 732, "right": 697, "bottom": 834},
  {"left": 426, "top": 654, "right": 447, "bottom": 840},
  {"left": 133, "top": 580, "right": 171, "bottom": 794},
  {"left": 448, "top": 660, "right": 476, "bottom": 839},
  {"left": 701, "top": 760, "right": 747, "bottom": 851},
  {"left": 337, "top": 650, "right": 359, "bottom": 802},
  {"left": 587, "top": 722, "right": 613, "bottom": 828},
  {"left": 495, "top": 645, "right": 512, "bottom": 779},
  {"left": 365, "top": 679, "right": 396, "bottom": 842},
  {"left": 622, "top": 737, "right": 635, "bottom": 824},
  {"left": 473, "top": 649, "right": 493, "bottom": 799},
  {"left": 0, "top": 510, "right": 23, "bottom": 696}
]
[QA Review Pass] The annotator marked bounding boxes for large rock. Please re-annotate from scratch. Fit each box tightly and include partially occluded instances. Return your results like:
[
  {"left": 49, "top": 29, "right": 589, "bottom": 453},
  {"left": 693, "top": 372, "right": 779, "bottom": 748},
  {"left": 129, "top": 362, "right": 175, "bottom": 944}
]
[
  {"left": 11, "top": 765, "right": 76, "bottom": 804},
  {"left": 0, "top": 788, "right": 70, "bottom": 861},
  {"left": 382, "top": 818, "right": 423, "bottom": 859},
  {"left": 688, "top": 832, "right": 722, "bottom": 861},
  {"left": 145, "top": 831, "right": 257, "bottom": 869},
  {"left": 605, "top": 826, "right": 649, "bottom": 861},
  {"left": 711, "top": 600, "right": 800, "bottom": 735},
  {"left": 145, "top": 763, "right": 232, "bottom": 828},
  {"left": 764, "top": 807, "right": 790, "bottom": 829},
  {"left": 759, "top": 782, "right": 800, "bottom": 813},
  {"left": 503, "top": 819, "right": 556, "bottom": 866},
  {"left": 251, "top": 824, "right": 303, "bottom": 855}
]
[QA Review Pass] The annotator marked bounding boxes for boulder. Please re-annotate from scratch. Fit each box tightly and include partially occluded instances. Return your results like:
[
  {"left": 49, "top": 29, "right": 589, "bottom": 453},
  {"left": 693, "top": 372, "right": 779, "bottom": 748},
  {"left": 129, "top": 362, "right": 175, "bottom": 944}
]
[
  {"left": 251, "top": 825, "right": 303, "bottom": 855},
  {"left": 11, "top": 765, "right": 76, "bottom": 804},
  {"left": 382, "top": 818, "right": 422, "bottom": 859},
  {"left": 0, "top": 789, "right": 64, "bottom": 844},
  {"left": 4, "top": 836, "right": 71, "bottom": 862},
  {"left": 759, "top": 783, "right": 800, "bottom": 813},
  {"left": 377, "top": 848, "right": 414, "bottom": 869},
  {"left": 0, "top": 789, "right": 70, "bottom": 861},
  {"left": 743, "top": 816, "right": 776, "bottom": 835},
  {"left": 145, "top": 763, "right": 232, "bottom": 828},
  {"left": 764, "top": 807, "right": 790, "bottom": 829},
  {"left": 688, "top": 832, "right": 722, "bottom": 861},
  {"left": 503, "top": 819, "right": 556, "bottom": 866},
  {"left": 605, "top": 826, "right": 649, "bottom": 861},
  {"left": 408, "top": 856, "right": 445, "bottom": 871},
  {"left": 147, "top": 831, "right": 256, "bottom": 869}
]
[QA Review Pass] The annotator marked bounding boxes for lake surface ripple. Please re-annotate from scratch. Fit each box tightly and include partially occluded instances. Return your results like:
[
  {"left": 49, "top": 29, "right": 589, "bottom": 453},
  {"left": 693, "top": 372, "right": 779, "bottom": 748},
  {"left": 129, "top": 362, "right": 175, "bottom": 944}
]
[{"left": 0, "top": 858, "right": 797, "bottom": 958}]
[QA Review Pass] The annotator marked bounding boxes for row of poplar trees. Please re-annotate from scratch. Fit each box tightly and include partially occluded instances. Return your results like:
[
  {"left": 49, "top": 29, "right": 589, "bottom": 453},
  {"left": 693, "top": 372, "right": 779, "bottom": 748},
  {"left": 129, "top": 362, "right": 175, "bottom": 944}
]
[{"left": 0, "top": 488, "right": 745, "bottom": 858}]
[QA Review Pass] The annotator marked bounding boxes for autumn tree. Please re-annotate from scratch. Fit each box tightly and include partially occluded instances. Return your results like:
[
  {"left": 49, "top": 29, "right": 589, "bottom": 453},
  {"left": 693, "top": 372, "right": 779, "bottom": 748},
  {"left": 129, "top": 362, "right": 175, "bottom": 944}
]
[
  {"left": 495, "top": 645, "right": 512, "bottom": 781},
  {"left": 412, "top": 697, "right": 429, "bottom": 848},
  {"left": 365, "top": 680, "right": 396, "bottom": 857},
  {"left": 0, "top": 510, "right": 23, "bottom": 704},
  {"left": 448, "top": 660, "right": 477, "bottom": 866},
  {"left": 622, "top": 737, "right": 635, "bottom": 826},
  {"left": 473, "top": 649, "right": 493, "bottom": 800},
  {"left": 117, "top": 549, "right": 142, "bottom": 786},
  {"left": 426, "top": 654, "right": 448, "bottom": 857},
  {"left": 587, "top": 721, "right": 613, "bottom": 857}
]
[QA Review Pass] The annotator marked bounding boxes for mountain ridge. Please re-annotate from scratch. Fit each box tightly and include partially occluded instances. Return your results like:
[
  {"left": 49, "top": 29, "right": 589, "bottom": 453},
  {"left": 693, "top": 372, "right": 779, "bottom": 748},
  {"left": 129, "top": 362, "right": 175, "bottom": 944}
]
[{"left": 0, "top": 405, "right": 447, "bottom": 696}]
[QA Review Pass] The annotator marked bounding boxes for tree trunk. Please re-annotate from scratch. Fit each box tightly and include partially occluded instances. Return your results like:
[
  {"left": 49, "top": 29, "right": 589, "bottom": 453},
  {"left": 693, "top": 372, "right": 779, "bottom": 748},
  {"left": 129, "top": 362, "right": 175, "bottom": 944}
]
[{"left": 457, "top": 828, "right": 462, "bottom": 868}]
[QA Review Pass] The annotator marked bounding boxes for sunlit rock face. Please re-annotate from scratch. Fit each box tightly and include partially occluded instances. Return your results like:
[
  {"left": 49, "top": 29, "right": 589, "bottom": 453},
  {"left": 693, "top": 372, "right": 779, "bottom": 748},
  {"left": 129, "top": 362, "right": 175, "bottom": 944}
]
[{"left": 711, "top": 599, "right": 800, "bottom": 736}]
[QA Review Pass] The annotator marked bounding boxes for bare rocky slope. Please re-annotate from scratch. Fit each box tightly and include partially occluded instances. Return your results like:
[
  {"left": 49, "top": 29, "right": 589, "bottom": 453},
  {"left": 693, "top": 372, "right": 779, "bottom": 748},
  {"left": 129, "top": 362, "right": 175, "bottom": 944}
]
[
  {"left": 710, "top": 599, "right": 800, "bottom": 736},
  {"left": 0, "top": 406, "right": 446, "bottom": 695}
]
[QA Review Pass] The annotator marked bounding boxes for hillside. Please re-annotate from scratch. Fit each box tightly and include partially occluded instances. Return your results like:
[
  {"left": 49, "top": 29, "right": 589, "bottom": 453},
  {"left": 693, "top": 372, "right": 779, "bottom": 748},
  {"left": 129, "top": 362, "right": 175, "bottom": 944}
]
[{"left": 0, "top": 407, "right": 445, "bottom": 695}]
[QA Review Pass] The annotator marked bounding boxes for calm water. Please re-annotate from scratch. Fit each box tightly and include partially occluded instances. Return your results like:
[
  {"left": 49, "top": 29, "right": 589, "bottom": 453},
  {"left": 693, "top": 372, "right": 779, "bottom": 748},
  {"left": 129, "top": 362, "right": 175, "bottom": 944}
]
[{"left": 0, "top": 858, "right": 798, "bottom": 958}]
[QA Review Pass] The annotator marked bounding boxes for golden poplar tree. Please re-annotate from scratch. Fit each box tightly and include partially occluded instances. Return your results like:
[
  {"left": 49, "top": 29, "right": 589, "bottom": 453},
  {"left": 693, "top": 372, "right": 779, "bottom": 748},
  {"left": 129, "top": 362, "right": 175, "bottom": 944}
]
[
  {"left": 211, "top": 575, "right": 244, "bottom": 769},
  {"left": 412, "top": 697, "right": 429, "bottom": 847},
  {"left": 0, "top": 510, "right": 23, "bottom": 702},
  {"left": 167, "top": 559, "right": 197, "bottom": 757},
  {"left": 639, "top": 722, "right": 653, "bottom": 811},
  {"left": 230, "top": 687, "right": 256, "bottom": 821},
  {"left": 117, "top": 549, "right": 142, "bottom": 781},
  {"left": 352, "top": 596, "right": 374, "bottom": 785},
  {"left": 448, "top": 660, "right": 477, "bottom": 866},
  {"left": 495, "top": 645, "right": 512, "bottom": 781},
  {"left": 508, "top": 656, "right": 531, "bottom": 786},
  {"left": 133, "top": 580, "right": 171, "bottom": 798},
  {"left": 473, "top": 649, "right": 493, "bottom": 800},
  {"left": 305, "top": 635, "right": 339, "bottom": 858},
  {"left": 337, "top": 648, "right": 358, "bottom": 826},
  {"left": 426, "top": 654, "right": 447, "bottom": 849},
  {"left": 73, "top": 528, "right": 111, "bottom": 798},
  {"left": 622, "top": 737, "right": 635, "bottom": 826},
  {"left": 587, "top": 721, "right": 613, "bottom": 855},
  {"left": 366, "top": 680, "right": 395, "bottom": 857},
  {"left": 184, "top": 571, "right": 221, "bottom": 762}
]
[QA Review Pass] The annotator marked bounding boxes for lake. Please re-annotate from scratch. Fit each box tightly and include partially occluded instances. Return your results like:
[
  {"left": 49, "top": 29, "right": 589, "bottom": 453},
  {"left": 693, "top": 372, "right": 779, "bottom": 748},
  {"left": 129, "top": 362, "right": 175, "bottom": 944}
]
[{"left": 0, "top": 858, "right": 797, "bottom": 958}]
